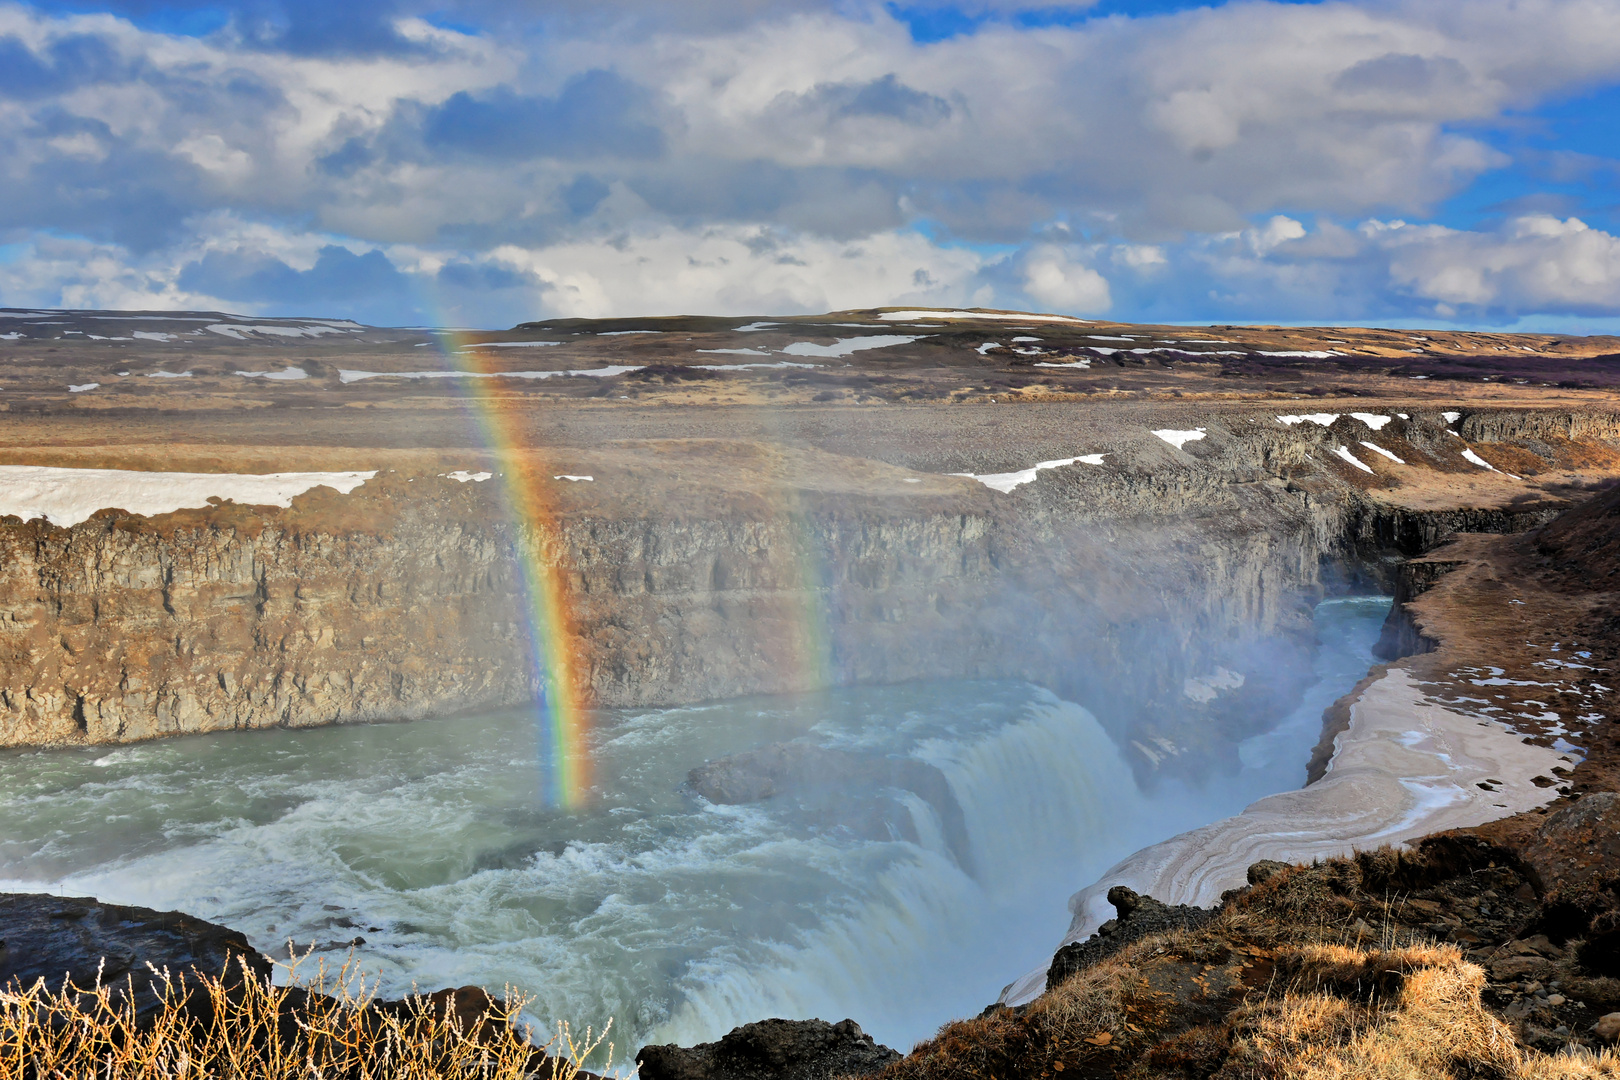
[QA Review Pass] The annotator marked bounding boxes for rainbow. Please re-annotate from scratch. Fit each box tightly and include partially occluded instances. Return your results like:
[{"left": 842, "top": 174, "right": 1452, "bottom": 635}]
[{"left": 422, "top": 328, "right": 591, "bottom": 810}]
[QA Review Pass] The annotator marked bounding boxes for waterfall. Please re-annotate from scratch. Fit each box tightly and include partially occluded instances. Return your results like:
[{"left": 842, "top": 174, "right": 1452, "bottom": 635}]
[{"left": 655, "top": 693, "right": 1161, "bottom": 1051}]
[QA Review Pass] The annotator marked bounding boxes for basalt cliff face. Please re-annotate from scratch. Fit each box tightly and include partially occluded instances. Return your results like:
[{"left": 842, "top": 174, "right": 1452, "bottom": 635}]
[{"left": 1, "top": 409, "right": 1617, "bottom": 762}]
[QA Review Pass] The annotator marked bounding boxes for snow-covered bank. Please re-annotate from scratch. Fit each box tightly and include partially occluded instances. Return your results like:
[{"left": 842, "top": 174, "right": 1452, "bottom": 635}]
[
  {"left": 0, "top": 465, "right": 376, "bottom": 527},
  {"left": 999, "top": 665, "right": 1568, "bottom": 1006}
]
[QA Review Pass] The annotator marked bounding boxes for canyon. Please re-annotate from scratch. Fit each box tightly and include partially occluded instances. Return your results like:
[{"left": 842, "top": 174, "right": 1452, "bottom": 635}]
[{"left": 5, "top": 306, "right": 1620, "bottom": 1072}]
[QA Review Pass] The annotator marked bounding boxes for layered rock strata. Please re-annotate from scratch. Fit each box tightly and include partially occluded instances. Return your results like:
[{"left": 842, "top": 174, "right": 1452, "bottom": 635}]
[{"left": 1, "top": 408, "right": 1616, "bottom": 764}]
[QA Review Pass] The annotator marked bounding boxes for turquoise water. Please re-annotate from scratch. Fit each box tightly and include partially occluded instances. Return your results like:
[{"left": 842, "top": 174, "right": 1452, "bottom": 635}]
[{"left": 0, "top": 597, "right": 1389, "bottom": 1054}]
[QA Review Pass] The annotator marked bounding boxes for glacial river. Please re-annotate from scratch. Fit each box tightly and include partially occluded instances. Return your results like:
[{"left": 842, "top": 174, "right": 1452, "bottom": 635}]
[{"left": 0, "top": 598, "right": 1389, "bottom": 1055}]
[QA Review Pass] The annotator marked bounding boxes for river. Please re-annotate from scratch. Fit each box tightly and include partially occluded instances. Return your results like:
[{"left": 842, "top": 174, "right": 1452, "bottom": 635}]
[{"left": 0, "top": 597, "right": 1389, "bottom": 1054}]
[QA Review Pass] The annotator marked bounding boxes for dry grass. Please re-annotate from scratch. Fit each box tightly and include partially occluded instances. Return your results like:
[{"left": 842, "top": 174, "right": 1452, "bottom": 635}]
[
  {"left": 875, "top": 953, "right": 1142, "bottom": 1080},
  {"left": 1224, "top": 942, "right": 1620, "bottom": 1080},
  {"left": 0, "top": 952, "right": 614, "bottom": 1080}
]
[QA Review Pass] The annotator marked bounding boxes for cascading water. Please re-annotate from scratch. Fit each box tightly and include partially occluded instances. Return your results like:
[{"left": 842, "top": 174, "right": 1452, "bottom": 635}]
[{"left": 0, "top": 598, "right": 1389, "bottom": 1055}]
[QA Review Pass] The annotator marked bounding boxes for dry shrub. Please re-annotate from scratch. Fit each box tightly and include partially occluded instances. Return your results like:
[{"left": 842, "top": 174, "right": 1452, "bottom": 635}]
[
  {"left": 1222, "top": 940, "right": 1620, "bottom": 1080},
  {"left": 876, "top": 956, "right": 1140, "bottom": 1080},
  {"left": 0, "top": 952, "right": 614, "bottom": 1080}
]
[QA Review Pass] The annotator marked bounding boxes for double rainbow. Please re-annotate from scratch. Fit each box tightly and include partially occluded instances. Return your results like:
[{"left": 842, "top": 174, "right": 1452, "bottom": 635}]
[{"left": 425, "top": 329, "right": 590, "bottom": 809}]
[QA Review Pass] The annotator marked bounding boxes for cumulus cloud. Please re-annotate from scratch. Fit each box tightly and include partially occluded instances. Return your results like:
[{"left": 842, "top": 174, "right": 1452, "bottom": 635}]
[
  {"left": 1380, "top": 215, "right": 1620, "bottom": 317},
  {"left": 0, "top": 0, "right": 1617, "bottom": 324},
  {"left": 1022, "top": 246, "right": 1111, "bottom": 314}
]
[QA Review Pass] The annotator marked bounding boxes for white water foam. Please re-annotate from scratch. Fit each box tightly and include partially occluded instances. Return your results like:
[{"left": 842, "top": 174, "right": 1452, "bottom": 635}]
[{"left": 0, "top": 604, "right": 1390, "bottom": 1057}]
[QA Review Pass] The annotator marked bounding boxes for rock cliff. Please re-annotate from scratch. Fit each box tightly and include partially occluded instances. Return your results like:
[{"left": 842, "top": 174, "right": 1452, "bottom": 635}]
[{"left": 2, "top": 408, "right": 1617, "bottom": 763}]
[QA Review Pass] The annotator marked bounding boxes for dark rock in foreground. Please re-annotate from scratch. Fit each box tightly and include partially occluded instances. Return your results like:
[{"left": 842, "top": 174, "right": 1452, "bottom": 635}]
[
  {"left": 637, "top": 1018, "right": 900, "bottom": 1080},
  {"left": 1045, "top": 884, "right": 1213, "bottom": 992},
  {"left": 1, "top": 891, "right": 270, "bottom": 1021},
  {"left": 1, "top": 891, "right": 269, "bottom": 989}
]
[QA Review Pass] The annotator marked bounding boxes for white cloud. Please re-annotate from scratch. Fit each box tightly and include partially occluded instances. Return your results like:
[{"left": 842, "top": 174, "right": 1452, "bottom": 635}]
[
  {"left": 1382, "top": 215, "right": 1620, "bottom": 314},
  {"left": 0, "top": 1, "right": 1617, "bottom": 324},
  {"left": 1022, "top": 246, "right": 1112, "bottom": 314}
]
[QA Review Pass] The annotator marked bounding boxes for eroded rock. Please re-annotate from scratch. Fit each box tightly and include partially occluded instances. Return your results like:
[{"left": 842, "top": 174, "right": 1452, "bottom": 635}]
[
  {"left": 0, "top": 892, "right": 270, "bottom": 1019},
  {"left": 636, "top": 1018, "right": 899, "bottom": 1080},
  {"left": 1045, "top": 885, "right": 1213, "bottom": 992}
]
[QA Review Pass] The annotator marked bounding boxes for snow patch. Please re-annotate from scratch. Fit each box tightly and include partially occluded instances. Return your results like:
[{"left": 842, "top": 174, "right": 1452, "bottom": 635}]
[
  {"left": 1034, "top": 360, "right": 1092, "bottom": 369},
  {"left": 1153, "top": 428, "right": 1207, "bottom": 450},
  {"left": 1350, "top": 413, "right": 1392, "bottom": 430},
  {"left": 67, "top": 383, "right": 98, "bottom": 393},
  {"left": 781, "top": 336, "right": 922, "bottom": 358},
  {"left": 207, "top": 323, "right": 352, "bottom": 340},
  {"left": 131, "top": 331, "right": 175, "bottom": 342},
  {"left": 1461, "top": 448, "right": 1500, "bottom": 472},
  {"left": 0, "top": 465, "right": 375, "bottom": 527},
  {"left": 1256, "top": 350, "right": 1343, "bottom": 358},
  {"left": 1360, "top": 441, "right": 1406, "bottom": 464},
  {"left": 1443, "top": 411, "right": 1461, "bottom": 424},
  {"left": 444, "top": 471, "right": 492, "bottom": 483},
  {"left": 1277, "top": 413, "right": 1339, "bottom": 426},
  {"left": 975, "top": 342, "right": 1001, "bottom": 355},
  {"left": 1183, "top": 668, "right": 1245, "bottom": 703},
  {"left": 235, "top": 367, "right": 308, "bottom": 381},
  {"left": 553, "top": 475, "right": 593, "bottom": 482},
  {"left": 696, "top": 348, "right": 771, "bottom": 356},
  {"left": 878, "top": 310, "right": 1087, "bottom": 323},
  {"left": 950, "top": 455, "right": 1105, "bottom": 493},
  {"left": 146, "top": 370, "right": 191, "bottom": 378},
  {"left": 1334, "top": 446, "right": 1373, "bottom": 473}
]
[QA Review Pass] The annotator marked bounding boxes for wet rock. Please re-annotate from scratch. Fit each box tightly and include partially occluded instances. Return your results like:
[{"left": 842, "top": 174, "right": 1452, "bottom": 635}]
[
  {"left": 636, "top": 1018, "right": 899, "bottom": 1080},
  {"left": 1045, "top": 886, "right": 1213, "bottom": 992},
  {"left": 0, "top": 892, "right": 269, "bottom": 1020}
]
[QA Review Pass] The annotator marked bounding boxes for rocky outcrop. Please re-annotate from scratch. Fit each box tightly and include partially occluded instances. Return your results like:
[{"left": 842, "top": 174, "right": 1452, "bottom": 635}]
[
  {"left": 3, "top": 407, "right": 1614, "bottom": 753},
  {"left": 0, "top": 476, "right": 537, "bottom": 747},
  {"left": 1371, "top": 557, "right": 1463, "bottom": 660},
  {"left": 1043, "top": 885, "right": 1214, "bottom": 992},
  {"left": 637, "top": 1018, "right": 900, "bottom": 1080},
  {"left": 0, "top": 892, "right": 269, "bottom": 1019}
]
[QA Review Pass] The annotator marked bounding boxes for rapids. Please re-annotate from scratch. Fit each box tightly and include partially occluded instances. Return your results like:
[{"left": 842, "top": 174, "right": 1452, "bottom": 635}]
[{"left": 0, "top": 598, "right": 1389, "bottom": 1054}]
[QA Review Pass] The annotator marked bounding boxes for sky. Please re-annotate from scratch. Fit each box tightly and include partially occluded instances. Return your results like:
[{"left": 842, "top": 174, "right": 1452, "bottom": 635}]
[{"left": 0, "top": 0, "right": 1618, "bottom": 330}]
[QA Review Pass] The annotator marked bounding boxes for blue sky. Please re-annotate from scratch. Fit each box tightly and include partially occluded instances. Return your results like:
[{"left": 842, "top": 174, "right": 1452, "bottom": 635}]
[{"left": 1, "top": 0, "right": 1619, "bottom": 330}]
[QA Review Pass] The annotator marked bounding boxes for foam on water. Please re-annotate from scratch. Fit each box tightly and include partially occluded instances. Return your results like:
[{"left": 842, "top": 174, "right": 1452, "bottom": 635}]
[{"left": 0, "top": 601, "right": 1388, "bottom": 1055}]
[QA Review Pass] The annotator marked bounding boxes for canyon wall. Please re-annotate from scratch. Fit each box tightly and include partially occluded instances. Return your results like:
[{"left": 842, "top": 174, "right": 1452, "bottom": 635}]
[{"left": 3, "top": 408, "right": 1616, "bottom": 757}]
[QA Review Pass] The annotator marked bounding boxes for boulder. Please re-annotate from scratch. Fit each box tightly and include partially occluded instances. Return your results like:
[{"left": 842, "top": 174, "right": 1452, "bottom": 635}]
[
  {"left": 1520, "top": 792, "right": 1620, "bottom": 898},
  {"left": 1, "top": 891, "right": 269, "bottom": 1019},
  {"left": 637, "top": 1018, "right": 899, "bottom": 1080},
  {"left": 1046, "top": 886, "right": 1213, "bottom": 992},
  {"left": 1246, "top": 860, "right": 1291, "bottom": 886},
  {"left": 1488, "top": 955, "right": 1554, "bottom": 982}
]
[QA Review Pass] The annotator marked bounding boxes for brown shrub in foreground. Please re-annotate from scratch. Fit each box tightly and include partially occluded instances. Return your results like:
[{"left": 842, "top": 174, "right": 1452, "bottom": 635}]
[
  {"left": 0, "top": 953, "right": 614, "bottom": 1080},
  {"left": 1219, "top": 941, "right": 1620, "bottom": 1080}
]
